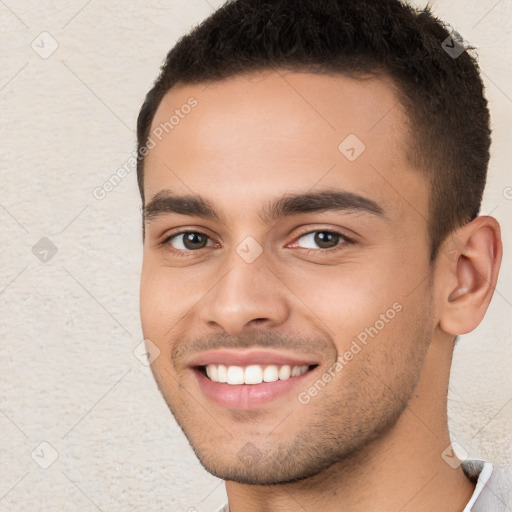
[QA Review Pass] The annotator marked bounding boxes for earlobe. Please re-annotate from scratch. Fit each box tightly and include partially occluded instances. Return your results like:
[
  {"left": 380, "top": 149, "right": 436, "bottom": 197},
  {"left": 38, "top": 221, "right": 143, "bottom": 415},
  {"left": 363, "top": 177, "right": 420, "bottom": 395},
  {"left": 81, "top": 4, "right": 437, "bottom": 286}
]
[{"left": 439, "top": 216, "right": 502, "bottom": 336}]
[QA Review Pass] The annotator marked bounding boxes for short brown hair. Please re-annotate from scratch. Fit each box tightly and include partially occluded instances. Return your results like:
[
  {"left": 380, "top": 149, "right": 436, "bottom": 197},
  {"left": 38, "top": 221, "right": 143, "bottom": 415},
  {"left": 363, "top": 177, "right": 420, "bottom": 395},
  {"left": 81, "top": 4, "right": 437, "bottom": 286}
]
[{"left": 137, "top": 0, "right": 491, "bottom": 261}]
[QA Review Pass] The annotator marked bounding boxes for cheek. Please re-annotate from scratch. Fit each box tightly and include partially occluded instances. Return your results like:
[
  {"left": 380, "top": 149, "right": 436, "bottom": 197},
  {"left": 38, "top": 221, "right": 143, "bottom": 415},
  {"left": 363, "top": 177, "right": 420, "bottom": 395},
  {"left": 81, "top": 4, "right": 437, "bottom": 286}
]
[
  {"left": 139, "top": 259, "right": 209, "bottom": 359},
  {"left": 289, "top": 265, "right": 385, "bottom": 311},
  {"left": 285, "top": 259, "right": 418, "bottom": 343},
  {"left": 140, "top": 264, "right": 159, "bottom": 330},
  {"left": 139, "top": 260, "right": 181, "bottom": 341}
]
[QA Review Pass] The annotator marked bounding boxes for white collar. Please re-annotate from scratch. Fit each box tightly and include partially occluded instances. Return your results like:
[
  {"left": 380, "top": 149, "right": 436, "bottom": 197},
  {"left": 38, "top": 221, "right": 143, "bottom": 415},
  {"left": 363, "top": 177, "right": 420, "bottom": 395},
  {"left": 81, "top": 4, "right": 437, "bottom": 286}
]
[
  {"left": 218, "top": 460, "right": 503, "bottom": 512},
  {"left": 461, "top": 460, "right": 495, "bottom": 511}
]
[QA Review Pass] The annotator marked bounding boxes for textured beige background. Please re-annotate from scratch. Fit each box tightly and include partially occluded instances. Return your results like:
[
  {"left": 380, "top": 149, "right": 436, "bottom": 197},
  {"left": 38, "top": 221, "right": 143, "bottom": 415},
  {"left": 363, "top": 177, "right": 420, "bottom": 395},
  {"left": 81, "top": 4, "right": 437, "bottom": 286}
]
[{"left": 0, "top": 1, "right": 510, "bottom": 511}]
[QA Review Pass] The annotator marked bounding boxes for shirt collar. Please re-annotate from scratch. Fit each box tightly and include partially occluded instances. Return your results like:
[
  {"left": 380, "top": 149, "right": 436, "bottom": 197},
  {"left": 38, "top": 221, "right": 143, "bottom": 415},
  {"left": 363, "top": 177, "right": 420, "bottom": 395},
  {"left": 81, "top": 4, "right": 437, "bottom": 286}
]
[{"left": 461, "top": 460, "right": 495, "bottom": 511}]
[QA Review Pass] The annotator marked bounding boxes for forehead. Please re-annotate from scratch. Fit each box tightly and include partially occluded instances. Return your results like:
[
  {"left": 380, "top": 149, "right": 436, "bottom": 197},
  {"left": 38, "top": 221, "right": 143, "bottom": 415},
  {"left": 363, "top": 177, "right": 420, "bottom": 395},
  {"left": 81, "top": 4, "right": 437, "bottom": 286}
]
[{"left": 144, "top": 70, "right": 427, "bottom": 225}]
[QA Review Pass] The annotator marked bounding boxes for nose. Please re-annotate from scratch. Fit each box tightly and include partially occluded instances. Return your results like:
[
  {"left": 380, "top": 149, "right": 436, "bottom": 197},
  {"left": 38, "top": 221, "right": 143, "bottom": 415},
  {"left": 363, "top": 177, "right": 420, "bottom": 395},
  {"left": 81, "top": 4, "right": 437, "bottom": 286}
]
[{"left": 197, "top": 246, "right": 291, "bottom": 335}]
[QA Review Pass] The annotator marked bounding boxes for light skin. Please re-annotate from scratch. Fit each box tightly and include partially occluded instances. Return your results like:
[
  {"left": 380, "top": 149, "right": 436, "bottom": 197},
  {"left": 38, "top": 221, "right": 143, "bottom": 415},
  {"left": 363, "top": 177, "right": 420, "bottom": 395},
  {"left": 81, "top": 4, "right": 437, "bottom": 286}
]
[{"left": 139, "top": 70, "right": 502, "bottom": 512}]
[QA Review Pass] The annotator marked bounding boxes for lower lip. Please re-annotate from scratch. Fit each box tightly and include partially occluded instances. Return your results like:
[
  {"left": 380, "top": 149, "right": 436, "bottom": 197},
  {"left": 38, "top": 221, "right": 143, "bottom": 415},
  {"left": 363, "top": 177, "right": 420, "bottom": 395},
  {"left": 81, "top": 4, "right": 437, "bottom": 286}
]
[{"left": 193, "top": 367, "right": 316, "bottom": 409}]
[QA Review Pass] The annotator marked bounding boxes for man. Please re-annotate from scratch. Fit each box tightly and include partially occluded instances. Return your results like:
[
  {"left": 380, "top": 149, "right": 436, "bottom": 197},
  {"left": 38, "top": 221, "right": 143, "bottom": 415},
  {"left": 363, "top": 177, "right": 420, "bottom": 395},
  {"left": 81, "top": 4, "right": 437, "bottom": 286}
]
[{"left": 137, "top": 0, "right": 508, "bottom": 510}]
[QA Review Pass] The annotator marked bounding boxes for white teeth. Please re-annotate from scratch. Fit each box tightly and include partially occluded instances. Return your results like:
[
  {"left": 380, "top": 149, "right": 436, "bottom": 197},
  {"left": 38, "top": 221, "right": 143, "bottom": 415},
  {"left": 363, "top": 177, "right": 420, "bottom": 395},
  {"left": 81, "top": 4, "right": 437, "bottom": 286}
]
[
  {"left": 226, "top": 366, "right": 244, "bottom": 385},
  {"left": 244, "top": 365, "right": 263, "bottom": 384},
  {"left": 278, "top": 365, "right": 291, "bottom": 380},
  {"left": 263, "top": 365, "right": 279, "bottom": 382},
  {"left": 204, "top": 363, "right": 310, "bottom": 385},
  {"left": 217, "top": 364, "right": 227, "bottom": 383},
  {"left": 206, "top": 364, "right": 218, "bottom": 381}
]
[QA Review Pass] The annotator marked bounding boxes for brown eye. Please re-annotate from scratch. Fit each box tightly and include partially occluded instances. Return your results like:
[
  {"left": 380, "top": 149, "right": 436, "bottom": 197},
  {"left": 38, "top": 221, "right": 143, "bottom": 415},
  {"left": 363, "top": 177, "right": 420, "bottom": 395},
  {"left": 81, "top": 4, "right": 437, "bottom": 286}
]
[
  {"left": 166, "top": 231, "right": 213, "bottom": 251},
  {"left": 295, "top": 231, "right": 345, "bottom": 250}
]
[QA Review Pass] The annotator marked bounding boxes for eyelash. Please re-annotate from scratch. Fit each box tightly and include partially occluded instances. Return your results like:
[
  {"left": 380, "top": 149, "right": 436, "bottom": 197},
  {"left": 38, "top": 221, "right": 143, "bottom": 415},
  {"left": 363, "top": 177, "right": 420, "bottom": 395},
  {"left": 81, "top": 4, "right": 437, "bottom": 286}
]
[{"left": 159, "top": 228, "right": 355, "bottom": 258}]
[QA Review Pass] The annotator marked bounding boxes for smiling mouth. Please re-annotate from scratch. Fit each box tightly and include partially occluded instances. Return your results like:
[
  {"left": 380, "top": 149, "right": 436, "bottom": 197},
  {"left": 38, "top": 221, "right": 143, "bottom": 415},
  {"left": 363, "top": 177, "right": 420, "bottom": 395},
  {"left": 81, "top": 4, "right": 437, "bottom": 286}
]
[{"left": 197, "top": 363, "right": 319, "bottom": 385}]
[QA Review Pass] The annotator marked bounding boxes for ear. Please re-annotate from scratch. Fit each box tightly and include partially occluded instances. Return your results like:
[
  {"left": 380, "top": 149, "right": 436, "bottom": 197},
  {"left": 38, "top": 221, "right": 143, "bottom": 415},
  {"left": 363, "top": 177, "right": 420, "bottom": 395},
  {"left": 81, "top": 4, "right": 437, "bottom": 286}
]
[{"left": 438, "top": 216, "right": 502, "bottom": 335}]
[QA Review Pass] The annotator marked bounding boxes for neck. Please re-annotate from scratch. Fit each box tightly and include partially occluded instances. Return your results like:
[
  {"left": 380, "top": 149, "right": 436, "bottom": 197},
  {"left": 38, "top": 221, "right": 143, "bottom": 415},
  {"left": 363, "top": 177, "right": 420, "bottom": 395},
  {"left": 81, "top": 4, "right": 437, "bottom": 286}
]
[{"left": 224, "top": 339, "right": 475, "bottom": 512}]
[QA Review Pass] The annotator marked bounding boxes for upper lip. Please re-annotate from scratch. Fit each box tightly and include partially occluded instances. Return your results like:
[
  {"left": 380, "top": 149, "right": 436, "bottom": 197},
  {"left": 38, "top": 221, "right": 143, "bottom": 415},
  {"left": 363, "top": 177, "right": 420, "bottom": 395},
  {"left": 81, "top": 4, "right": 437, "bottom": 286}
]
[{"left": 188, "top": 349, "right": 320, "bottom": 368}]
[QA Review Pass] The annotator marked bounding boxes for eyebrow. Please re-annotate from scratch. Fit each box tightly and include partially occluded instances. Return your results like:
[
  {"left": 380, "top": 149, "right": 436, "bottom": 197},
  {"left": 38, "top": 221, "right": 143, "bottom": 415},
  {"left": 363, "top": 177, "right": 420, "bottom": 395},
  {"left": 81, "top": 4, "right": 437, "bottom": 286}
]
[{"left": 144, "top": 189, "right": 385, "bottom": 223}]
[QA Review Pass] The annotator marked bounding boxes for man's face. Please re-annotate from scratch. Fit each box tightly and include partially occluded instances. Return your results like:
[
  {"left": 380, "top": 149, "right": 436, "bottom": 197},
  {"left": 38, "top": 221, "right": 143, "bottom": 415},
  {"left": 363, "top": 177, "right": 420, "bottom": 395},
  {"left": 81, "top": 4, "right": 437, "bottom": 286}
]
[{"left": 140, "top": 71, "right": 437, "bottom": 484}]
